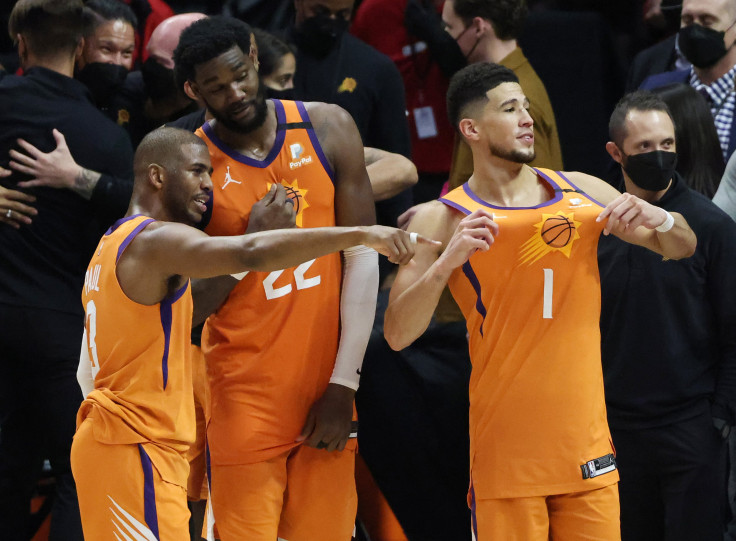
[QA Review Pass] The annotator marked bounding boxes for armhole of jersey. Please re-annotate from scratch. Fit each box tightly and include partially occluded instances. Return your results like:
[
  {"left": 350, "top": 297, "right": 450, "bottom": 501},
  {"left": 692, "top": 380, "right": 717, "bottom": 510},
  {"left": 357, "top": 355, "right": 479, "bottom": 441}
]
[
  {"left": 294, "top": 101, "right": 336, "bottom": 183},
  {"left": 116, "top": 218, "right": 156, "bottom": 264},
  {"left": 555, "top": 170, "right": 607, "bottom": 209},
  {"left": 439, "top": 196, "right": 472, "bottom": 216},
  {"left": 535, "top": 168, "right": 607, "bottom": 209}
]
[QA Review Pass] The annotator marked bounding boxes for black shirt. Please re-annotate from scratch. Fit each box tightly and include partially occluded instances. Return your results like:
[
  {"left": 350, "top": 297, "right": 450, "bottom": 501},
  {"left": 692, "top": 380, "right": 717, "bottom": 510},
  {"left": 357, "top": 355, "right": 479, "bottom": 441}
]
[
  {"left": 0, "top": 67, "right": 134, "bottom": 316},
  {"left": 599, "top": 173, "right": 736, "bottom": 429}
]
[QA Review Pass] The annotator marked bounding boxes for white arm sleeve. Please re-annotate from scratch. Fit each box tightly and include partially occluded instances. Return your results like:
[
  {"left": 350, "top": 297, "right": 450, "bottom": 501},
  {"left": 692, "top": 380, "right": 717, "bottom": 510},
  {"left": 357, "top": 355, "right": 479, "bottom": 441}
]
[
  {"left": 77, "top": 329, "right": 95, "bottom": 397},
  {"left": 330, "top": 245, "right": 379, "bottom": 390}
]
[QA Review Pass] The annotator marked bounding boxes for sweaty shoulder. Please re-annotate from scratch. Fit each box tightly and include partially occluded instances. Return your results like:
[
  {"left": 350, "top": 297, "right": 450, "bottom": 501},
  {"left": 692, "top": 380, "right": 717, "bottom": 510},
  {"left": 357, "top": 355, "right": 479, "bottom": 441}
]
[
  {"left": 563, "top": 171, "right": 621, "bottom": 206},
  {"left": 302, "top": 101, "right": 360, "bottom": 158}
]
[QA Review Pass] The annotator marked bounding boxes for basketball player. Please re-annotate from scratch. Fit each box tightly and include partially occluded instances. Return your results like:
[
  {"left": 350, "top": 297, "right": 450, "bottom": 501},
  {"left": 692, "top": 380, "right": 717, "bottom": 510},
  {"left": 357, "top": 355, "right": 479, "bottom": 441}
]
[
  {"left": 172, "top": 16, "right": 390, "bottom": 540},
  {"left": 384, "top": 63, "right": 697, "bottom": 540},
  {"left": 71, "top": 127, "right": 426, "bottom": 540}
]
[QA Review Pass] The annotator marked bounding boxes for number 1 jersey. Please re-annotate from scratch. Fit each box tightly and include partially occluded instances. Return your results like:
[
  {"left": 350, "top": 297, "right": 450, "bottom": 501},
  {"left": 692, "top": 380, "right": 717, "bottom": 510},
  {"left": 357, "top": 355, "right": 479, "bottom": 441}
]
[
  {"left": 196, "top": 100, "right": 342, "bottom": 465},
  {"left": 439, "top": 169, "right": 618, "bottom": 499}
]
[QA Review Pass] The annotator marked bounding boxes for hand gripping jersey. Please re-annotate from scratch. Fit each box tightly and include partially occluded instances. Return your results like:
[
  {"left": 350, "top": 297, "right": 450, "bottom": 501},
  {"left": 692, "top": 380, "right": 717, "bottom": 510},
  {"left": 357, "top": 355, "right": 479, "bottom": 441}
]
[
  {"left": 439, "top": 169, "right": 618, "bottom": 500},
  {"left": 77, "top": 214, "right": 195, "bottom": 486},
  {"left": 196, "top": 100, "right": 342, "bottom": 465}
]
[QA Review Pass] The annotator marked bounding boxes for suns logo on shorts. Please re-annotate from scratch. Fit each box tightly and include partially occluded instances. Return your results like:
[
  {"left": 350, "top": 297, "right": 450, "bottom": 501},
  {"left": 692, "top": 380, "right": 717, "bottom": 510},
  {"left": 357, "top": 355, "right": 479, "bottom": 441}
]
[
  {"left": 518, "top": 211, "right": 582, "bottom": 265},
  {"left": 267, "top": 179, "right": 310, "bottom": 227}
]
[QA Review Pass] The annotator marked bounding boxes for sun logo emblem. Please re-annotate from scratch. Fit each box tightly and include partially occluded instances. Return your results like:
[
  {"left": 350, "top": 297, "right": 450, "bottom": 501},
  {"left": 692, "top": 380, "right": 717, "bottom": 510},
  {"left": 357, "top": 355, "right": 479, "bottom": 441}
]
[
  {"left": 267, "top": 179, "right": 309, "bottom": 227},
  {"left": 518, "top": 211, "right": 582, "bottom": 265}
]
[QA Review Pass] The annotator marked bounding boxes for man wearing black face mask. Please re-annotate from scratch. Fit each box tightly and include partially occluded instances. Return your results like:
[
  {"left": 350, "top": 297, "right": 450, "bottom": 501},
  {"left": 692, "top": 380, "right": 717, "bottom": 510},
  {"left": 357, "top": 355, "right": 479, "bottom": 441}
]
[
  {"left": 289, "top": 0, "right": 412, "bottom": 275},
  {"left": 76, "top": 0, "right": 136, "bottom": 115},
  {"left": 599, "top": 90, "right": 736, "bottom": 541},
  {"left": 642, "top": 0, "right": 736, "bottom": 162}
]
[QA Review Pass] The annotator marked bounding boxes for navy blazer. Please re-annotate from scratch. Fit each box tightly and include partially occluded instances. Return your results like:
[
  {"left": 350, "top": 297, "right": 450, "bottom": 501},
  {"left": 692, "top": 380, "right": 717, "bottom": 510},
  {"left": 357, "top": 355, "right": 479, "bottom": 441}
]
[{"left": 641, "top": 69, "right": 736, "bottom": 160}]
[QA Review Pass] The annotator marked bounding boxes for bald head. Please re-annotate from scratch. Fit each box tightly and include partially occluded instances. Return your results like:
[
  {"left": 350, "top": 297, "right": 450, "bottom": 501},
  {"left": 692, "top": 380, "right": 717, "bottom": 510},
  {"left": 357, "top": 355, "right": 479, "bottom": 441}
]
[{"left": 147, "top": 13, "right": 207, "bottom": 69}]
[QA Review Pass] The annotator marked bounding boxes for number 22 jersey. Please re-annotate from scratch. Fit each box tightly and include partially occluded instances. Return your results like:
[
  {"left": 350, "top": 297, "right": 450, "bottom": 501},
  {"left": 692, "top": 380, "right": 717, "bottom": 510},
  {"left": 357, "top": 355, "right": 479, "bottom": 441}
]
[{"left": 195, "top": 100, "right": 342, "bottom": 465}]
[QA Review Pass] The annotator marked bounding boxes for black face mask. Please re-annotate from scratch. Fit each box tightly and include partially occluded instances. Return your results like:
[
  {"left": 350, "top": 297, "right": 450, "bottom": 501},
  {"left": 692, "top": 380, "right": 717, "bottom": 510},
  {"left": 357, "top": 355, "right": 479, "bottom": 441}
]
[
  {"left": 622, "top": 150, "right": 678, "bottom": 191},
  {"left": 266, "top": 87, "right": 296, "bottom": 101},
  {"left": 77, "top": 62, "right": 128, "bottom": 106},
  {"left": 294, "top": 14, "right": 349, "bottom": 57},
  {"left": 679, "top": 22, "right": 735, "bottom": 68},
  {"left": 141, "top": 58, "right": 178, "bottom": 101}
]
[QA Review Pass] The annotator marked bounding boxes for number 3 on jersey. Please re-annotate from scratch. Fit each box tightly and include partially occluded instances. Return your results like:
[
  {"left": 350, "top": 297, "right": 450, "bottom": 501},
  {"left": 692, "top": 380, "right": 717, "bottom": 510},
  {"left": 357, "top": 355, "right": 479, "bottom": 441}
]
[{"left": 263, "top": 259, "right": 321, "bottom": 300}]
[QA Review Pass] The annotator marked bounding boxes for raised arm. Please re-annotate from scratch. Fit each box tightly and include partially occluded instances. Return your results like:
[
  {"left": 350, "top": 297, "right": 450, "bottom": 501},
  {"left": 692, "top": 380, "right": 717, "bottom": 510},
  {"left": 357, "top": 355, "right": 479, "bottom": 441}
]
[
  {"left": 567, "top": 171, "right": 696, "bottom": 259},
  {"left": 385, "top": 204, "right": 497, "bottom": 350},
  {"left": 364, "top": 146, "right": 418, "bottom": 202}
]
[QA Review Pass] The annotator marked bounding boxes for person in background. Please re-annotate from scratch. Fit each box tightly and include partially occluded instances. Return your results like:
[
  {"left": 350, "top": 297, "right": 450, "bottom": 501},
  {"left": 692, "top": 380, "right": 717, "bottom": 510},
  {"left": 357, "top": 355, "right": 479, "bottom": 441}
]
[
  {"left": 600, "top": 90, "right": 736, "bottom": 541},
  {"left": 651, "top": 83, "right": 723, "bottom": 197},
  {"left": 715, "top": 151, "right": 736, "bottom": 220},
  {"left": 76, "top": 0, "right": 137, "bottom": 113},
  {"left": 0, "top": 1, "right": 134, "bottom": 538}
]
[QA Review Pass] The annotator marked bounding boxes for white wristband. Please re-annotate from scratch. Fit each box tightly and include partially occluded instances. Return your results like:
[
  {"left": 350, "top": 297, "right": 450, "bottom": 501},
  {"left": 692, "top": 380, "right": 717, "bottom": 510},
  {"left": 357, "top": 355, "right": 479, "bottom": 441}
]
[
  {"left": 410, "top": 232, "right": 418, "bottom": 245},
  {"left": 655, "top": 210, "right": 674, "bottom": 233}
]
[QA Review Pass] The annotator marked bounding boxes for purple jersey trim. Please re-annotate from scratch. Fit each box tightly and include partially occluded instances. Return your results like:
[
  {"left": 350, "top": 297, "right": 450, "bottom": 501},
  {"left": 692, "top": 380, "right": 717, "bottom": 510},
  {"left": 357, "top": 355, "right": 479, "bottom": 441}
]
[
  {"left": 105, "top": 213, "right": 145, "bottom": 236},
  {"left": 138, "top": 444, "right": 160, "bottom": 540},
  {"left": 200, "top": 100, "right": 287, "bottom": 168},
  {"left": 158, "top": 281, "right": 188, "bottom": 390},
  {"left": 115, "top": 218, "right": 155, "bottom": 263},
  {"left": 462, "top": 174, "right": 565, "bottom": 210},
  {"left": 438, "top": 197, "right": 472, "bottom": 215},
  {"left": 470, "top": 481, "right": 479, "bottom": 540},
  {"left": 295, "top": 101, "right": 336, "bottom": 183},
  {"left": 555, "top": 170, "right": 607, "bottom": 208},
  {"left": 462, "top": 261, "right": 486, "bottom": 337}
]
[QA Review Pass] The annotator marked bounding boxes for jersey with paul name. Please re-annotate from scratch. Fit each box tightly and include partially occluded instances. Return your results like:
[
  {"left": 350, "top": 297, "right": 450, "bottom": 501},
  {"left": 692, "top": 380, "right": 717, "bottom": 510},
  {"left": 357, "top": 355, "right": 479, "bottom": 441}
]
[
  {"left": 439, "top": 168, "right": 618, "bottom": 499},
  {"left": 195, "top": 100, "right": 342, "bottom": 465},
  {"left": 77, "top": 214, "right": 194, "bottom": 486}
]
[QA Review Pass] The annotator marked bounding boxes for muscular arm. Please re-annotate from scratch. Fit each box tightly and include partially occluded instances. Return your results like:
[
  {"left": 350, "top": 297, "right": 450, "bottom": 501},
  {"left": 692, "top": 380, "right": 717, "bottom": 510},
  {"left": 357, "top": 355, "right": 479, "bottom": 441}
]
[
  {"left": 385, "top": 205, "right": 497, "bottom": 350},
  {"left": 567, "top": 171, "right": 696, "bottom": 259},
  {"left": 364, "top": 146, "right": 418, "bottom": 201}
]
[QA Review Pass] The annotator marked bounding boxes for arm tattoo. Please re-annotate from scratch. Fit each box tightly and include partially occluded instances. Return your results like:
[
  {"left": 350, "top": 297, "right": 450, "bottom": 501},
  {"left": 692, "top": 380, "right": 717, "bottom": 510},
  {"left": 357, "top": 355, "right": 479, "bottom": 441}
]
[{"left": 73, "top": 168, "right": 101, "bottom": 200}]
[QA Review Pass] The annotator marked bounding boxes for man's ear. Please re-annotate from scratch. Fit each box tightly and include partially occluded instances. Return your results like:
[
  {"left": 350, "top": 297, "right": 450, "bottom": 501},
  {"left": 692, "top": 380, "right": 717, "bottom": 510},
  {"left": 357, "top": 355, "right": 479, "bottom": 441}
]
[
  {"left": 459, "top": 118, "right": 479, "bottom": 141},
  {"left": 16, "top": 34, "right": 27, "bottom": 65},
  {"left": 148, "top": 164, "right": 165, "bottom": 189},
  {"left": 474, "top": 16, "right": 492, "bottom": 38},
  {"left": 606, "top": 141, "right": 624, "bottom": 165},
  {"left": 184, "top": 80, "right": 199, "bottom": 101}
]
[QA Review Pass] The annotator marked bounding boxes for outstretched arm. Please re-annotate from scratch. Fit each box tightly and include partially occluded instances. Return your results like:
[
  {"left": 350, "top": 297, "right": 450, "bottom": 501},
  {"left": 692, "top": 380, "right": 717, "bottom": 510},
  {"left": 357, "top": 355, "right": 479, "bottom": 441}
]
[
  {"left": 385, "top": 205, "right": 497, "bottom": 351},
  {"left": 568, "top": 172, "right": 696, "bottom": 259}
]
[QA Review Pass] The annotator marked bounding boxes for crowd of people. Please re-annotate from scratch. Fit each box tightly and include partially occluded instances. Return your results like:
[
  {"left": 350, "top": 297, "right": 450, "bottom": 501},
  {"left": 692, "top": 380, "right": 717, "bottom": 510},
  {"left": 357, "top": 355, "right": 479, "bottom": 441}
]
[{"left": 0, "top": 0, "right": 734, "bottom": 540}]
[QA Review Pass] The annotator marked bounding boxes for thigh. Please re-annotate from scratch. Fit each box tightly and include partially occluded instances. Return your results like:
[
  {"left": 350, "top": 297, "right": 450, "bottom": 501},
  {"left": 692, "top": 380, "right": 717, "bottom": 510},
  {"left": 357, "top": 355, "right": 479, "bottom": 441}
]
[
  {"left": 71, "top": 419, "right": 189, "bottom": 541},
  {"left": 472, "top": 493, "right": 550, "bottom": 541},
  {"left": 209, "top": 453, "right": 288, "bottom": 541},
  {"left": 661, "top": 414, "right": 727, "bottom": 541},
  {"left": 611, "top": 428, "right": 664, "bottom": 541},
  {"left": 548, "top": 484, "right": 621, "bottom": 541},
  {"left": 279, "top": 441, "right": 358, "bottom": 541}
]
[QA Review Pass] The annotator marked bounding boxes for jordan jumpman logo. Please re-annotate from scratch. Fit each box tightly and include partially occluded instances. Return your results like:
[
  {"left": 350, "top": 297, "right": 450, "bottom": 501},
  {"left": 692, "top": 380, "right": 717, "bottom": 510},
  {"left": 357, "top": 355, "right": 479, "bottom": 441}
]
[{"left": 222, "top": 166, "right": 242, "bottom": 190}]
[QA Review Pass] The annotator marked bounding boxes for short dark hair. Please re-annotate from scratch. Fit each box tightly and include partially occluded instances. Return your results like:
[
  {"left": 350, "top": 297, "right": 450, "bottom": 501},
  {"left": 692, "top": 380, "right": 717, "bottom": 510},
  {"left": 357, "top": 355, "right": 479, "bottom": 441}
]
[
  {"left": 134, "top": 126, "right": 207, "bottom": 179},
  {"left": 447, "top": 62, "right": 519, "bottom": 129},
  {"left": 253, "top": 28, "right": 293, "bottom": 78},
  {"left": 174, "top": 16, "right": 253, "bottom": 90},
  {"left": 453, "top": 0, "right": 528, "bottom": 40},
  {"left": 608, "top": 90, "right": 673, "bottom": 148},
  {"left": 84, "top": 0, "right": 137, "bottom": 35},
  {"left": 9, "top": 0, "right": 88, "bottom": 58},
  {"left": 652, "top": 83, "right": 724, "bottom": 198}
]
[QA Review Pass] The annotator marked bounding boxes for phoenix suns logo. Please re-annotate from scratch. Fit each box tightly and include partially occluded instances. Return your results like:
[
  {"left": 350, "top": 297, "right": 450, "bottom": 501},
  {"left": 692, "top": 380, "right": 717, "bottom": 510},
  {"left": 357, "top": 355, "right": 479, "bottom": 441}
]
[
  {"left": 267, "top": 179, "right": 309, "bottom": 227},
  {"left": 519, "top": 211, "right": 581, "bottom": 265}
]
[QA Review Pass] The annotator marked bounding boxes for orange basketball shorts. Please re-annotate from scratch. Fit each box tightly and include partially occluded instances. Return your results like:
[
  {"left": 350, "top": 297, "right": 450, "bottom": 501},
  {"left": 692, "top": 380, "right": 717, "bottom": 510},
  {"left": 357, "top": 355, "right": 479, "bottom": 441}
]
[
  {"left": 71, "top": 418, "right": 190, "bottom": 541},
  {"left": 209, "top": 441, "right": 357, "bottom": 541}
]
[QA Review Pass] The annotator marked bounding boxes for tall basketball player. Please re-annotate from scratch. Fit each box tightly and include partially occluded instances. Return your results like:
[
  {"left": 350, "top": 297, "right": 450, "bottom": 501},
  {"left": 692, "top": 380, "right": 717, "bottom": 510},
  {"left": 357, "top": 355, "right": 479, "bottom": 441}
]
[
  {"left": 71, "top": 127, "right": 424, "bottom": 540},
  {"left": 172, "top": 16, "right": 390, "bottom": 540},
  {"left": 384, "top": 63, "right": 696, "bottom": 540}
]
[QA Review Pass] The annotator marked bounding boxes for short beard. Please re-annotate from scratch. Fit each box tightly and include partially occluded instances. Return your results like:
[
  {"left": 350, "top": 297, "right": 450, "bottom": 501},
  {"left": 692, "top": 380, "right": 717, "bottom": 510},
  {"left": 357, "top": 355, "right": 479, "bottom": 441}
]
[
  {"left": 207, "top": 83, "right": 269, "bottom": 135},
  {"left": 489, "top": 143, "right": 536, "bottom": 164}
]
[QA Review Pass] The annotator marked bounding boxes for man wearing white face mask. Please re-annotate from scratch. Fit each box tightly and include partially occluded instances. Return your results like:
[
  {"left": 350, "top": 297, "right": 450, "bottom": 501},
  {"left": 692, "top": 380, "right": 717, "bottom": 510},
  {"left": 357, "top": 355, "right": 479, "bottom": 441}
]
[
  {"left": 600, "top": 90, "right": 736, "bottom": 541},
  {"left": 642, "top": 0, "right": 736, "bottom": 162}
]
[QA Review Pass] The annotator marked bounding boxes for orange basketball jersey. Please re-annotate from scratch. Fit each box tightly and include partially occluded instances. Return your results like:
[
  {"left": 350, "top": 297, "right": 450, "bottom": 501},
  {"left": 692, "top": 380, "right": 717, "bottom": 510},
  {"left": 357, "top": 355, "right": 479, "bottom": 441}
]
[
  {"left": 439, "top": 168, "right": 618, "bottom": 500},
  {"left": 77, "top": 214, "right": 195, "bottom": 486},
  {"left": 196, "top": 100, "right": 342, "bottom": 465}
]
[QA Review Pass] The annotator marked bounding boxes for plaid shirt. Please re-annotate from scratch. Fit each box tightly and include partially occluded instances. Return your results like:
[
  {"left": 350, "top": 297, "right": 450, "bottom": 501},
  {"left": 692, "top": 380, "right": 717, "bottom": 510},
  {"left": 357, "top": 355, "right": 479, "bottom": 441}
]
[{"left": 690, "top": 64, "right": 736, "bottom": 159}]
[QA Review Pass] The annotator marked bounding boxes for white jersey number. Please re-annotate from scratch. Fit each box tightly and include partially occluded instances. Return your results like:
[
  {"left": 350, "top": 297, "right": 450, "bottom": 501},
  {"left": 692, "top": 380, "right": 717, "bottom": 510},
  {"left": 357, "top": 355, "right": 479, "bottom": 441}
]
[
  {"left": 263, "top": 259, "right": 322, "bottom": 300},
  {"left": 543, "top": 268, "right": 554, "bottom": 319},
  {"left": 85, "top": 300, "right": 101, "bottom": 379}
]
